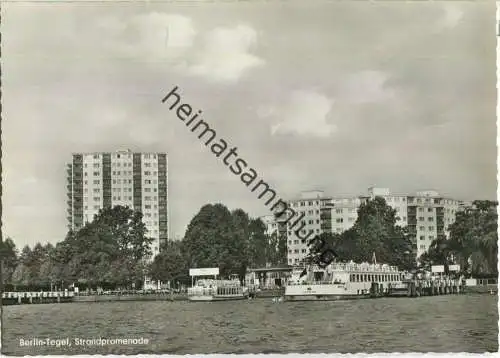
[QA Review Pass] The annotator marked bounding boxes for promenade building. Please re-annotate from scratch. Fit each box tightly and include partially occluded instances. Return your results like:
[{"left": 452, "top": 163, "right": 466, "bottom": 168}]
[
  {"left": 66, "top": 149, "right": 168, "bottom": 258},
  {"left": 282, "top": 187, "right": 463, "bottom": 266}
]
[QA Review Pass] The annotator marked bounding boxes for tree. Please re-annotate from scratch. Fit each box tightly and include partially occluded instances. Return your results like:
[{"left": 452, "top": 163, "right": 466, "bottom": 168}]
[
  {"left": 247, "top": 218, "right": 268, "bottom": 268},
  {"left": 0, "top": 237, "right": 18, "bottom": 287},
  {"left": 183, "top": 204, "right": 251, "bottom": 279},
  {"left": 306, "top": 197, "right": 416, "bottom": 270},
  {"left": 149, "top": 240, "right": 189, "bottom": 285},
  {"left": 267, "top": 230, "right": 287, "bottom": 267},
  {"left": 49, "top": 206, "right": 154, "bottom": 289},
  {"left": 418, "top": 234, "right": 452, "bottom": 273},
  {"left": 446, "top": 200, "right": 498, "bottom": 277}
]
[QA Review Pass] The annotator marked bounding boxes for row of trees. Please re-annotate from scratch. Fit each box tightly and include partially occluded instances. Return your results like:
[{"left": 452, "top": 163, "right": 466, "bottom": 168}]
[
  {"left": 1, "top": 206, "right": 154, "bottom": 291},
  {"left": 0, "top": 204, "right": 287, "bottom": 290}
]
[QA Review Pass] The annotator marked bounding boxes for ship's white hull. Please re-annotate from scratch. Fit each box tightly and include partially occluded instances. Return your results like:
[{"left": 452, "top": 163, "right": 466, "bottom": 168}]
[
  {"left": 285, "top": 282, "right": 401, "bottom": 301},
  {"left": 188, "top": 294, "right": 248, "bottom": 302}
]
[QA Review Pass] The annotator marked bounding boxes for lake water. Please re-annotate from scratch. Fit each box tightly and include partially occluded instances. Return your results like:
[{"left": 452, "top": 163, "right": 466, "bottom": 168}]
[{"left": 2, "top": 294, "right": 498, "bottom": 355}]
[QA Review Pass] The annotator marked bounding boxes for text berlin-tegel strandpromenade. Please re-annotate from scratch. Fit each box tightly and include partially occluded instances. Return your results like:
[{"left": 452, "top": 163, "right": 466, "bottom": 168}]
[{"left": 161, "top": 85, "right": 314, "bottom": 243}]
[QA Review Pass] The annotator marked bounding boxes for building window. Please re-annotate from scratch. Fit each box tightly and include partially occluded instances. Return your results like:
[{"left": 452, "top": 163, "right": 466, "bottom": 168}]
[
  {"left": 428, "top": 217, "right": 434, "bottom": 222},
  {"left": 428, "top": 208, "right": 433, "bottom": 212},
  {"left": 420, "top": 236, "right": 425, "bottom": 240},
  {"left": 428, "top": 226, "right": 434, "bottom": 231}
]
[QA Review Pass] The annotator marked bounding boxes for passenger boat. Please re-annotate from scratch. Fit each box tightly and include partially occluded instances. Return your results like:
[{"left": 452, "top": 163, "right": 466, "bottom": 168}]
[
  {"left": 284, "top": 261, "right": 407, "bottom": 301},
  {"left": 187, "top": 278, "right": 249, "bottom": 302},
  {"left": 187, "top": 267, "right": 249, "bottom": 302}
]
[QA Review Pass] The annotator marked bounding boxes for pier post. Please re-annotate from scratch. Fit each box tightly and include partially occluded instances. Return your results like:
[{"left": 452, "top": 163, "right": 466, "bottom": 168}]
[{"left": 17, "top": 294, "right": 21, "bottom": 304}]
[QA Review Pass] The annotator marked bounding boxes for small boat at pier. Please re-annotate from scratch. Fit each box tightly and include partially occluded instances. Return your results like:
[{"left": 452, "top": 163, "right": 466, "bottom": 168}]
[{"left": 187, "top": 267, "right": 249, "bottom": 302}]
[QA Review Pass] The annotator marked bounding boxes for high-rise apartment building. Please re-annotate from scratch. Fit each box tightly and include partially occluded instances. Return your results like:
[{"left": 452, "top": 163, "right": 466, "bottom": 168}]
[
  {"left": 282, "top": 187, "right": 463, "bottom": 266},
  {"left": 280, "top": 190, "right": 333, "bottom": 266},
  {"left": 66, "top": 150, "right": 168, "bottom": 259}
]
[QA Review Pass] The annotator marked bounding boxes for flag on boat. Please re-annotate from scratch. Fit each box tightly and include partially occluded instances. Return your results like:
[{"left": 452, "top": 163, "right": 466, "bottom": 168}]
[{"left": 299, "top": 267, "right": 307, "bottom": 278}]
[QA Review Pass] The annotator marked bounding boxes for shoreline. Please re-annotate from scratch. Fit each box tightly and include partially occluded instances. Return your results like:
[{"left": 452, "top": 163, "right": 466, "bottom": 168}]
[{"left": 1, "top": 285, "right": 495, "bottom": 306}]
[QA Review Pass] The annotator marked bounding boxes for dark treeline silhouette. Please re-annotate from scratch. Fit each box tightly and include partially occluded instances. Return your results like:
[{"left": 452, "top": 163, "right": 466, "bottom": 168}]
[{"left": 0, "top": 204, "right": 287, "bottom": 291}]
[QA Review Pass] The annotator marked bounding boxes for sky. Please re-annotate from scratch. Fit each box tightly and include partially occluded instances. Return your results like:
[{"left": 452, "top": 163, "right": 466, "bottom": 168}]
[{"left": 2, "top": 0, "right": 496, "bottom": 248}]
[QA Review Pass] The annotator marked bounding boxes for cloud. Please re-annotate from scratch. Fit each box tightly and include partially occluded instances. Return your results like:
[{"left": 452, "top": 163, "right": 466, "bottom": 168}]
[
  {"left": 342, "top": 70, "right": 395, "bottom": 104},
  {"left": 97, "top": 12, "right": 196, "bottom": 63},
  {"left": 268, "top": 90, "right": 336, "bottom": 138},
  {"left": 437, "top": 4, "right": 464, "bottom": 29},
  {"left": 188, "top": 25, "right": 264, "bottom": 82}
]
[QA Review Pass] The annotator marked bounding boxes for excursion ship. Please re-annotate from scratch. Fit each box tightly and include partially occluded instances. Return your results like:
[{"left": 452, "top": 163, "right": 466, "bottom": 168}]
[
  {"left": 187, "top": 267, "right": 249, "bottom": 302},
  {"left": 285, "top": 261, "right": 407, "bottom": 301}
]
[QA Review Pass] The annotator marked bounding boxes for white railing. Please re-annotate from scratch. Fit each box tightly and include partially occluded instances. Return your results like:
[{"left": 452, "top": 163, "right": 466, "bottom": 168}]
[{"left": 2, "top": 291, "right": 75, "bottom": 299}]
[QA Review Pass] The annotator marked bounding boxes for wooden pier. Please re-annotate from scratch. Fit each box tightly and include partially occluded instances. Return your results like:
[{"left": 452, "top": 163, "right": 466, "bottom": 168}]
[
  {"left": 1, "top": 291, "right": 74, "bottom": 305},
  {"left": 379, "top": 278, "right": 466, "bottom": 298}
]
